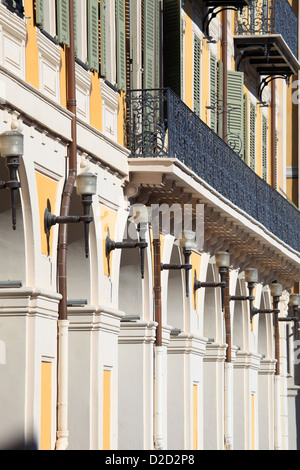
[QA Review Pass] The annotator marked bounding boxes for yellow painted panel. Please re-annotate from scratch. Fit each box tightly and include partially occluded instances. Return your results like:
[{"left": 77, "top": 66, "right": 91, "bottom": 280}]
[
  {"left": 103, "top": 370, "right": 111, "bottom": 450},
  {"left": 184, "top": 1, "right": 193, "bottom": 109},
  {"left": 35, "top": 172, "right": 58, "bottom": 256},
  {"left": 118, "top": 92, "right": 125, "bottom": 146},
  {"left": 256, "top": 106, "right": 262, "bottom": 179},
  {"left": 100, "top": 204, "right": 117, "bottom": 276},
  {"left": 24, "top": 0, "right": 39, "bottom": 88},
  {"left": 40, "top": 362, "right": 52, "bottom": 451},
  {"left": 193, "top": 384, "right": 198, "bottom": 450},
  {"left": 60, "top": 47, "right": 67, "bottom": 109},
  {"left": 90, "top": 72, "right": 102, "bottom": 131}
]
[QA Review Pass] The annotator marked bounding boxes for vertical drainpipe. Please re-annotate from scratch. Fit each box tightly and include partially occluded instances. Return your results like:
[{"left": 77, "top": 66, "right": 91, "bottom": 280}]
[
  {"left": 222, "top": 10, "right": 228, "bottom": 143},
  {"left": 56, "top": 0, "right": 77, "bottom": 451},
  {"left": 222, "top": 9, "right": 233, "bottom": 450},
  {"left": 153, "top": 235, "right": 164, "bottom": 450},
  {"left": 224, "top": 269, "right": 233, "bottom": 450},
  {"left": 274, "top": 309, "right": 281, "bottom": 450}
]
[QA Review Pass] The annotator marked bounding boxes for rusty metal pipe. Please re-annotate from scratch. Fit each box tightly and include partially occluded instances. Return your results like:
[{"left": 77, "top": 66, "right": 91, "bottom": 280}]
[{"left": 58, "top": 0, "right": 77, "bottom": 322}]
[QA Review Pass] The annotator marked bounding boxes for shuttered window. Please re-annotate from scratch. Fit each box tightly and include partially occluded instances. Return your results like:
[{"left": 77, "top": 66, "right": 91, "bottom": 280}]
[
  {"left": 87, "top": 0, "right": 99, "bottom": 71},
  {"left": 250, "top": 102, "right": 256, "bottom": 171},
  {"left": 163, "top": 0, "right": 182, "bottom": 97},
  {"left": 262, "top": 115, "right": 268, "bottom": 181},
  {"left": 2, "top": 0, "right": 24, "bottom": 16},
  {"left": 227, "top": 70, "right": 244, "bottom": 158},
  {"left": 193, "top": 35, "right": 201, "bottom": 117}
]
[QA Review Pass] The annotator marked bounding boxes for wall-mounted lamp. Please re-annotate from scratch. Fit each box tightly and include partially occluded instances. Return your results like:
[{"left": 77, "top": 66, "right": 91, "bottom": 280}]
[
  {"left": 44, "top": 170, "right": 97, "bottom": 258},
  {"left": 194, "top": 251, "right": 230, "bottom": 309},
  {"left": 278, "top": 293, "right": 300, "bottom": 340},
  {"left": 105, "top": 210, "right": 149, "bottom": 279},
  {"left": 0, "top": 130, "right": 24, "bottom": 230},
  {"left": 230, "top": 268, "right": 282, "bottom": 323},
  {"left": 161, "top": 230, "right": 196, "bottom": 298}
]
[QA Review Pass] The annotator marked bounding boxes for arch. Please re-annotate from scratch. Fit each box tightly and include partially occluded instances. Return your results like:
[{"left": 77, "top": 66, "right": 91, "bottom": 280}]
[
  {"left": 166, "top": 244, "right": 185, "bottom": 331},
  {"left": 232, "top": 279, "right": 244, "bottom": 349},
  {"left": 203, "top": 262, "right": 219, "bottom": 342},
  {"left": 118, "top": 222, "right": 143, "bottom": 319},
  {"left": 67, "top": 192, "right": 91, "bottom": 303},
  {"left": 0, "top": 156, "right": 26, "bottom": 283}
]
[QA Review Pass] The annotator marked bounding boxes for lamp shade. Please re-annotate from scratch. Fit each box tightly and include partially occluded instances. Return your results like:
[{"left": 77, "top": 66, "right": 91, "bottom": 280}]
[
  {"left": 270, "top": 283, "right": 283, "bottom": 298},
  {"left": 245, "top": 268, "right": 259, "bottom": 284},
  {"left": 179, "top": 230, "right": 196, "bottom": 250},
  {"left": 290, "top": 294, "right": 300, "bottom": 307},
  {"left": 0, "top": 131, "right": 24, "bottom": 157},
  {"left": 215, "top": 251, "right": 230, "bottom": 269},
  {"left": 76, "top": 171, "right": 97, "bottom": 196}
]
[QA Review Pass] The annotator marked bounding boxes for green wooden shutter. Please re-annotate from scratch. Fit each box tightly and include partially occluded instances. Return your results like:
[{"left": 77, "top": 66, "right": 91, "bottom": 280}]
[
  {"left": 210, "top": 54, "right": 217, "bottom": 132},
  {"left": 87, "top": 0, "right": 99, "bottom": 72},
  {"left": 116, "top": 0, "right": 126, "bottom": 90},
  {"left": 163, "top": 0, "right": 181, "bottom": 97},
  {"left": 227, "top": 70, "right": 244, "bottom": 157},
  {"left": 100, "top": 0, "right": 107, "bottom": 77},
  {"left": 35, "top": 0, "right": 45, "bottom": 29},
  {"left": 57, "top": 0, "right": 70, "bottom": 47},
  {"left": 73, "top": 0, "right": 78, "bottom": 57},
  {"left": 143, "top": 0, "right": 160, "bottom": 89},
  {"left": 250, "top": 102, "right": 256, "bottom": 171},
  {"left": 155, "top": 0, "right": 160, "bottom": 88},
  {"left": 193, "top": 35, "right": 201, "bottom": 117},
  {"left": 217, "top": 60, "right": 223, "bottom": 138},
  {"left": 243, "top": 93, "right": 248, "bottom": 163},
  {"left": 274, "top": 130, "right": 278, "bottom": 190},
  {"left": 262, "top": 115, "right": 268, "bottom": 181},
  {"left": 144, "top": 0, "right": 155, "bottom": 88}
]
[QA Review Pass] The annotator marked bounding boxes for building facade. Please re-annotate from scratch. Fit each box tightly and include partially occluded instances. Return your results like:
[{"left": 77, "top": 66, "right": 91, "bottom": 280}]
[{"left": 0, "top": 0, "right": 299, "bottom": 451}]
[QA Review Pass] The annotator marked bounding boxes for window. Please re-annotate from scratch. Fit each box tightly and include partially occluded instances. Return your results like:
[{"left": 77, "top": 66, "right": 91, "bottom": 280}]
[{"left": 1, "top": 0, "right": 24, "bottom": 16}]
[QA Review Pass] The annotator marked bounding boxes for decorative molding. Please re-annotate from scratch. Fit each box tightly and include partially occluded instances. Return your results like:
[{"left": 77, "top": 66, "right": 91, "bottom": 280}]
[
  {"left": 0, "top": 3, "right": 26, "bottom": 80},
  {"left": 100, "top": 79, "right": 119, "bottom": 142},
  {"left": 36, "top": 28, "right": 61, "bottom": 103}
]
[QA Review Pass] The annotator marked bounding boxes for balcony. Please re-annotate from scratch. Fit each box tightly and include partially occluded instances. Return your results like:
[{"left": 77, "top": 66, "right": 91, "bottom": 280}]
[
  {"left": 234, "top": 0, "right": 299, "bottom": 76},
  {"left": 202, "top": 0, "right": 251, "bottom": 7},
  {"left": 125, "top": 88, "right": 300, "bottom": 254}
]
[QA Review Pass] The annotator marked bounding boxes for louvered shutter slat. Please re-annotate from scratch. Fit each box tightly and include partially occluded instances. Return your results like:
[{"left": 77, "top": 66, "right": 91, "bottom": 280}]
[
  {"left": 262, "top": 115, "right": 268, "bottom": 181},
  {"left": 210, "top": 54, "right": 217, "bottom": 132},
  {"left": 250, "top": 102, "right": 256, "bottom": 171}
]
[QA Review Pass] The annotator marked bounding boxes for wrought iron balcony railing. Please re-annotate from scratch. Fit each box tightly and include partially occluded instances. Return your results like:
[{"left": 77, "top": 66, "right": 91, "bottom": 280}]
[
  {"left": 125, "top": 88, "right": 300, "bottom": 253},
  {"left": 235, "top": 0, "right": 298, "bottom": 59}
]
